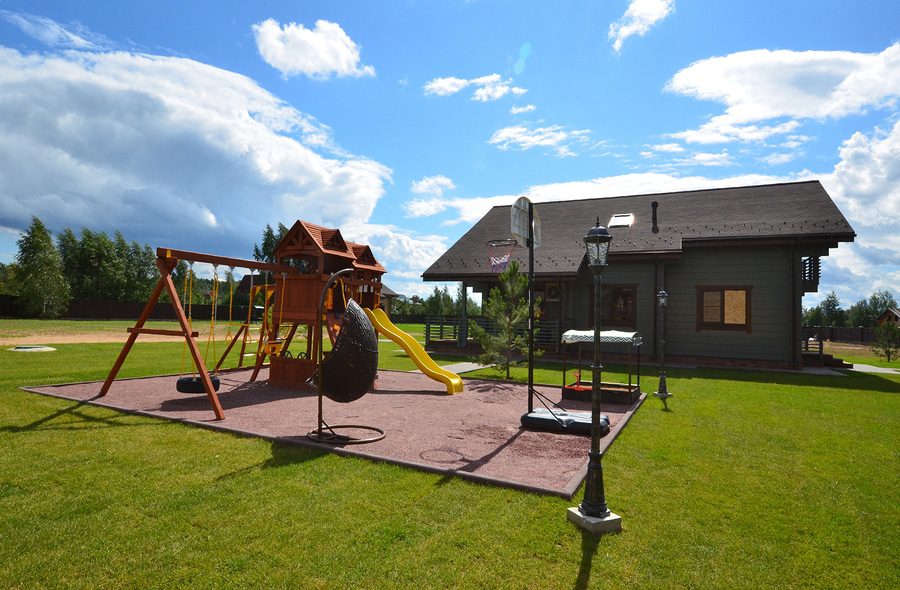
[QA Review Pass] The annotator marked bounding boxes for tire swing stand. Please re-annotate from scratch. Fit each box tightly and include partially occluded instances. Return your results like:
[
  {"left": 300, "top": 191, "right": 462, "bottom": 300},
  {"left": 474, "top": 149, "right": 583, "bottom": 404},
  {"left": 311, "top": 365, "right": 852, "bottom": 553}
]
[{"left": 306, "top": 268, "right": 384, "bottom": 445}]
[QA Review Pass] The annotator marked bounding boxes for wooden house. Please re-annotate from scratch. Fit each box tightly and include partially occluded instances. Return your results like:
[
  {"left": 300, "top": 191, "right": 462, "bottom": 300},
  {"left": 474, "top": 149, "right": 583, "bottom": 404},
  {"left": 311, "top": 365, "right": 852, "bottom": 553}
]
[
  {"left": 876, "top": 308, "right": 900, "bottom": 327},
  {"left": 423, "top": 181, "right": 856, "bottom": 369}
]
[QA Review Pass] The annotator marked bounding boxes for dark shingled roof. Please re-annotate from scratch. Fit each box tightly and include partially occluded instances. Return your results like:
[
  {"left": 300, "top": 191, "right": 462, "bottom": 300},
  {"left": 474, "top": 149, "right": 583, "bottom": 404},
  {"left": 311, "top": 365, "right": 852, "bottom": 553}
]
[
  {"left": 380, "top": 284, "right": 400, "bottom": 297},
  {"left": 423, "top": 180, "right": 855, "bottom": 281}
]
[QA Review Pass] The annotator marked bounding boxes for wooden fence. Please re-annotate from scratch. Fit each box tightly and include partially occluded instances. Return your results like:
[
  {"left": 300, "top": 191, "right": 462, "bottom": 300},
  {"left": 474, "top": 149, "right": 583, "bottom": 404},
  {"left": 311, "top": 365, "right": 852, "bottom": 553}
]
[
  {"left": 802, "top": 325, "right": 876, "bottom": 344},
  {"left": 424, "top": 314, "right": 562, "bottom": 352},
  {"left": 0, "top": 294, "right": 252, "bottom": 322}
]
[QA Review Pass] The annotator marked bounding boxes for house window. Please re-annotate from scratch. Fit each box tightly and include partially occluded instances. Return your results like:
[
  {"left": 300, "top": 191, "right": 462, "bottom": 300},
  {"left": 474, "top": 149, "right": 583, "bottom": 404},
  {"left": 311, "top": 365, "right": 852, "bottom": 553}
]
[
  {"left": 594, "top": 285, "right": 636, "bottom": 329},
  {"left": 696, "top": 286, "right": 752, "bottom": 332}
]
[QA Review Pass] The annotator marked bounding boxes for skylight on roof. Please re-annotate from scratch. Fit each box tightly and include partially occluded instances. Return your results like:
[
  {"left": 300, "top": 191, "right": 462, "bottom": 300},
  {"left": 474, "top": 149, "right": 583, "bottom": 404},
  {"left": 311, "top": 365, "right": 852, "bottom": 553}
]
[{"left": 608, "top": 213, "right": 634, "bottom": 228}]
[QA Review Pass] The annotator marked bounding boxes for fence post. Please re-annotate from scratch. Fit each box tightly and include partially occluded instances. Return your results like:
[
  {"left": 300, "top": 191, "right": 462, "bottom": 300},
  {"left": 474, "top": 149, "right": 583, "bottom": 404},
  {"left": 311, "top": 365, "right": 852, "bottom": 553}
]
[{"left": 425, "top": 316, "right": 431, "bottom": 347}]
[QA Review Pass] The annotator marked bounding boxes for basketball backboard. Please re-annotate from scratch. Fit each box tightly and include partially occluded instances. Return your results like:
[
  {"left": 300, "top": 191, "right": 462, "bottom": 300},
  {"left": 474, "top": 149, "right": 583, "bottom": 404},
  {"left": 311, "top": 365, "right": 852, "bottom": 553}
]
[{"left": 511, "top": 196, "right": 540, "bottom": 248}]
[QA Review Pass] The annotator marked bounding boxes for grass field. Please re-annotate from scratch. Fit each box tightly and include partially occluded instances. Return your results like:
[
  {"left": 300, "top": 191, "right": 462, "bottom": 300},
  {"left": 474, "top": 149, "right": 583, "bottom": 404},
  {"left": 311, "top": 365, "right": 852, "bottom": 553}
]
[
  {"left": 1, "top": 321, "right": 898, "bottom": 588},
  {"left": 824, "top": 341, "right": 899, "bottom": 369}
]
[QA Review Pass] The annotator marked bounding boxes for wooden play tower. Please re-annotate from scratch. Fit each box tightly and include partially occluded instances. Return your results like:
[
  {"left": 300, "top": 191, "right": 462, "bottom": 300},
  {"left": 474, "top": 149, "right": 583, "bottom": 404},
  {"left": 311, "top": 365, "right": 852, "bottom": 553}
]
[{"left": 263, "top": 221, "right": 385, "bottom": 389}]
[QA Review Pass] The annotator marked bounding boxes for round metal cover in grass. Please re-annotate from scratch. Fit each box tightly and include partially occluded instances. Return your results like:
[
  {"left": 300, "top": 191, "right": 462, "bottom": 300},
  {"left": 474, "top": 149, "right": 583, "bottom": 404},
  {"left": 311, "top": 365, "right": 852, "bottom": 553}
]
[{"left": 8, "top": 345, "right": 57, "bottom": 352}]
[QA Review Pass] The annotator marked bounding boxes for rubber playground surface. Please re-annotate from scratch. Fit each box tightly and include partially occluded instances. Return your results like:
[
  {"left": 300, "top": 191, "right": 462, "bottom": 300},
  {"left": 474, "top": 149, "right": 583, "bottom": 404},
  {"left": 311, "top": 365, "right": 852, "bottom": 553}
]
[{"left": 23, "top": 369, "right": 644, "bottom": 498}]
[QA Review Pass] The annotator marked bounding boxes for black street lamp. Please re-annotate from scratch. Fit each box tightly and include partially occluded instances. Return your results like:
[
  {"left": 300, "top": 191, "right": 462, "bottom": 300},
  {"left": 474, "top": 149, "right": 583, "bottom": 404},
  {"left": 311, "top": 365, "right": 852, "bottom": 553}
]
[
  {"left": 654, "top": 290, "right": 673, "bottom": 410},
  {"left": 568, "top": 218, "right": 621, "bottom": 534}
]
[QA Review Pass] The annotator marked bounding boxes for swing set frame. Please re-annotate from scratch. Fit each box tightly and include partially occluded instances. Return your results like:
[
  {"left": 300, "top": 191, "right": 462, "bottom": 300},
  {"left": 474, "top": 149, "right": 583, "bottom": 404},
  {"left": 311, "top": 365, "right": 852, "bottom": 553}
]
[{"left": 99, "top": 247, "right": 295, "bottom": 420}]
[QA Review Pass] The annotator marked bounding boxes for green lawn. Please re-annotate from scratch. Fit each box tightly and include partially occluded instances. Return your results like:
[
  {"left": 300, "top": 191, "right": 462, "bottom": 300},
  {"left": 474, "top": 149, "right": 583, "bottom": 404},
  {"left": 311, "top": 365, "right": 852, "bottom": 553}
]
[
  {"left": 836, "top": 354, "right": 899, "bottom": 369},
  {"left": 0, "top": 332, "right": 898, "bottom": 588},
  {"left": 822, "top": 342, "right": 900, "bottom": 369}
]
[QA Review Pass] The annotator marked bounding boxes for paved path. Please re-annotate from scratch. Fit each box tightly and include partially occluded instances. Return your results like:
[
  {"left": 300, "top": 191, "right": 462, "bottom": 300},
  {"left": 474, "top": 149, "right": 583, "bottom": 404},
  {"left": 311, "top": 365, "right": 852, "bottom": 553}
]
[
  {"left": 849, "top": 363, "right": 900, "bottom": 375},
  {"left": 408, "top": 361, "right": 489, "bottom": 374}
]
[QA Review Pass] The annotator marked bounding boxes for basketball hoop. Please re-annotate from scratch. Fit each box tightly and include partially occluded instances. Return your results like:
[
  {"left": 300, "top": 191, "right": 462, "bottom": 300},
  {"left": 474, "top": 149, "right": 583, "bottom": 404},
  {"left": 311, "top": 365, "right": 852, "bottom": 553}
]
[{"left": 486, "top": 238, "right": 517, "bottom": 273}]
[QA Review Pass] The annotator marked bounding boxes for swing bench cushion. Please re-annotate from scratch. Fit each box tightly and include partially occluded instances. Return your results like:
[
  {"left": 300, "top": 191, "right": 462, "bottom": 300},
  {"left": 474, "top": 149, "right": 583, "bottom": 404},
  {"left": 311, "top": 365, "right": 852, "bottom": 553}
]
[{"left": 520, "top": 408, "right": 609, "bottom": 436}]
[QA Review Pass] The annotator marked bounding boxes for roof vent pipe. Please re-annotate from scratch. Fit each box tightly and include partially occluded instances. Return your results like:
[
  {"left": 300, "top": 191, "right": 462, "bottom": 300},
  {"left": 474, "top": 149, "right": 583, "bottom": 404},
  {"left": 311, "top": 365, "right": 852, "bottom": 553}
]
[{"left": 651, "top": 201, "right": 659, "bottom": 234}]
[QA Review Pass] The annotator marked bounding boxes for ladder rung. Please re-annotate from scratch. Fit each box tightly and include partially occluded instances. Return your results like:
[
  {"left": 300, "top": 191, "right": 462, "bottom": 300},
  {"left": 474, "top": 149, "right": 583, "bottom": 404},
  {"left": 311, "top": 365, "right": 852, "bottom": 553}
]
[{"left": 128, "top": 328, "right": 200, "bottom": 337}]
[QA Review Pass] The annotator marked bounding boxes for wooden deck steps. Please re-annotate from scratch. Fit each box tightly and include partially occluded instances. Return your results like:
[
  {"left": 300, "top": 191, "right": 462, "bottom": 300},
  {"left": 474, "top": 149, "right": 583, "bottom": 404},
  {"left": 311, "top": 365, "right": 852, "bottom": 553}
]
[{"left": 802, "top": 352, "right": 853, "bottom": 369}]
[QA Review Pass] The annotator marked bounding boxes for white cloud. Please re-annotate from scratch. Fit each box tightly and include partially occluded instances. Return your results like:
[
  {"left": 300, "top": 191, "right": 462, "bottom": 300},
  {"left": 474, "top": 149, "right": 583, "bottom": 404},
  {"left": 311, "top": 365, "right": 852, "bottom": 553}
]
[
  {"left": 666, "top": 44, "right": 900, "bottom": 143},
  {"left": 669, "top": 118, "right": 800, "bottom": 144},
  {"left": 410, "top": 175, "right": 456, "bottom": 197},
  {"left": 340, "top": 222, "right": 450, "bottom": 298},
  {"left": 405, "top": 198, "right": 449, "bottom": 218},
  {"left": 0, "top": 39, "right": 457, "bottom": 298},
  {"left": 649, "top": 142, "right": 684, "bottom": 153},
  {"left": 759, "top": 152, "right": 798, "bottom": 166},
  {"left": 488, "top": 125, "right": 591, "bottom": 157},
  {"left": 778, "top": 134, "right": 813, "bottom": 149},
  {"left": 423, "top": 76, "right": 470, "bottom": 96},
  {"left": 423, "top": 73, "right": 527, "bottom": 102},
  {"left": 510, "top": 104, "right": 537, "bottom": 115},
  {"left": 0, "top": 9, "right": 105, "bottom": 49},
  {"left": 675, "top": 150, "right": 733, "bottom": 167},
  {"left": 823, "top": 120, "right": 900, "bottom": 230},
  {"left": 252, "top": 18, "right": 375, "bottom": 79},
  {"left": 406, "top": 176, "right": 458, "bottom": 218},
  {"left": 0, "top": 46, "right": 391, "bottom": 258},
  {"left": 609, "top": 0, "right": 675, "bottom": 52}
]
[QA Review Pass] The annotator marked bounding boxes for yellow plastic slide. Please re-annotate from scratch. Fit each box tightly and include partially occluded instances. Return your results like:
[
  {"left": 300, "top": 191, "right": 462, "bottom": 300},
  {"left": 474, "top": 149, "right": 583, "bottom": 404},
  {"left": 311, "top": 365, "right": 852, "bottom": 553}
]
[{"left": 364, "top": 307, "right": 464, "bottom": 394}]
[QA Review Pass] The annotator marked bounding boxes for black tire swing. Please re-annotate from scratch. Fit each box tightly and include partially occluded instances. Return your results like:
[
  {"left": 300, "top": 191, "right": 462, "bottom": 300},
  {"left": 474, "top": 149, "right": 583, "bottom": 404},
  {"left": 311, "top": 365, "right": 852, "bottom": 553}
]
[
  {"left": 176, "top": 374, "right": 221, "bottom": 394},
  {"left": 306, "top": 268, "right": 383, "bottom": 444},
  {"left": 176, "top": 262, "right": 222, "bottom": 394}
]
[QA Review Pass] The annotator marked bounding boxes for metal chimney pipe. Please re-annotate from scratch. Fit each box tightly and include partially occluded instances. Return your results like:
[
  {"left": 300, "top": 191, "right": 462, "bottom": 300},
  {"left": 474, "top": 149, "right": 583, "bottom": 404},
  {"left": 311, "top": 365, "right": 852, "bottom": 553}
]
[{"left": 651, "top": 201, "right": 659, "bottom": 234}]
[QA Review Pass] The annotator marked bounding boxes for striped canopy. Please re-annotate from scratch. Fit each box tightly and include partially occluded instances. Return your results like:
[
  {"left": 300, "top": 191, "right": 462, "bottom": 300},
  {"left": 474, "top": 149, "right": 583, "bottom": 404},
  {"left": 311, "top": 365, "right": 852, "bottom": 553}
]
[{"left": 561, "top": 329, "right": 642, "bottom": 347}]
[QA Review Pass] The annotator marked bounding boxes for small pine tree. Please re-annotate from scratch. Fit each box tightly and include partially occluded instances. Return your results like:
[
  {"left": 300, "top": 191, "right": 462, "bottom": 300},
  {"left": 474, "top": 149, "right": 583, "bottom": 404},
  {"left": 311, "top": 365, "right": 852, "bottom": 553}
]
[
  {"left": 468, "top": 261, "right": 542, "bottom": 378},
  {"left": 16, "top": 217, "right": 71, "bottom": 318},
  {"left": 873, "top": 322, "right": 900, "bottom": 363}
]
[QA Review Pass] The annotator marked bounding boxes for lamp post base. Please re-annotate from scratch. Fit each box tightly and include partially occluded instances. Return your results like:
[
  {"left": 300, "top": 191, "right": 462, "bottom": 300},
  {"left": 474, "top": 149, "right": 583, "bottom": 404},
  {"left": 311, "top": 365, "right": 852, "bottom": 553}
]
[
  {"left": 567, "top": 506, "right": 622, "bottom": 534},
  {"left": 654, "top": 373, "right": 672, "bottom": 409}
]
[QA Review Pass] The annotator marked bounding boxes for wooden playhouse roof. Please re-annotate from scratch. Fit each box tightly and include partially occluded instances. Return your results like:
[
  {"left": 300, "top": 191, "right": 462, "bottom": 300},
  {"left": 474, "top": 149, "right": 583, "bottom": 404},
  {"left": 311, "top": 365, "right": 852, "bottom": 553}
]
[{"left": 274, "top": 220, "right": 385, "bottom": 272}]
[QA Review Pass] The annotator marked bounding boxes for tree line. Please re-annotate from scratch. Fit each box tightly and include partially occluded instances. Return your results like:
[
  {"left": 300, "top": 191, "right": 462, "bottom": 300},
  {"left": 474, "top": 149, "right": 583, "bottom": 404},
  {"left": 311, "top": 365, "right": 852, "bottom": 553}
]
[
  {"left": 802, "top": 289, "right": 897, "bottom": 327},
  {"left": 392, "top": 285, "right": 480, "bottom": 317},
  {"left": 3, "top": 217, "right": 241, "bottom": 318}
]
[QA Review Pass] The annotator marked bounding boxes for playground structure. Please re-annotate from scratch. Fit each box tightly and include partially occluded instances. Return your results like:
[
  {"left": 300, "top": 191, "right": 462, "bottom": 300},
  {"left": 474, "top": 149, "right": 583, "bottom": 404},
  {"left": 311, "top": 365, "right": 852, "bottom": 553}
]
[{"left": 99, "top": 220, "right": 462, "bottom": 421}]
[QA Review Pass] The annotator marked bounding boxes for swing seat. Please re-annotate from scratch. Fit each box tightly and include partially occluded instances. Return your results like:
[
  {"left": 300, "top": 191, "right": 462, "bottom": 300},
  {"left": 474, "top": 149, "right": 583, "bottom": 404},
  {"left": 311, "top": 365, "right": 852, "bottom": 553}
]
[
  {"left": 263, "top": 340, "right": 284, "bottom": 356},
  {"left": 176, "top": 374, "right": 221, "bottom": 394},
  {"left": 308, "top": 300, "right": 378, "bottom": 403}
]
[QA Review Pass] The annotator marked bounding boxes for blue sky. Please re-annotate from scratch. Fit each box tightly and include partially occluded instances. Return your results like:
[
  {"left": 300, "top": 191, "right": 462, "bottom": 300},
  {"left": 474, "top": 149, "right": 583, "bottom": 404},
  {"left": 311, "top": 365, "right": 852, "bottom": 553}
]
[{"left": 0, "top": 0, "right": 897, "bottom": 307}]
